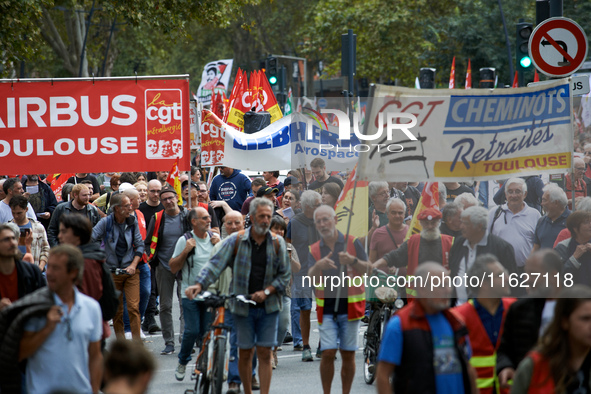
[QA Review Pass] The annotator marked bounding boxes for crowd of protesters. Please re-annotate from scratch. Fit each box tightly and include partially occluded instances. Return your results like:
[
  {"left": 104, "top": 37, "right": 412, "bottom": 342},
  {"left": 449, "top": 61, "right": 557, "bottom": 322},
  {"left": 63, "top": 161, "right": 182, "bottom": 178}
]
[{"left": 3, "top": 150, "right": 591, "bottom": 394}]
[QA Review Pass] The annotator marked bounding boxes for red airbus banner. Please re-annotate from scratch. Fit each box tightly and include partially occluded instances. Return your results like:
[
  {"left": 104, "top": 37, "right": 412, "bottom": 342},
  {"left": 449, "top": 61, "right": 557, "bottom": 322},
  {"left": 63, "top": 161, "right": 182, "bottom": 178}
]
[{"left": 0, "top": 78, "right": 190, "bottom": 174}]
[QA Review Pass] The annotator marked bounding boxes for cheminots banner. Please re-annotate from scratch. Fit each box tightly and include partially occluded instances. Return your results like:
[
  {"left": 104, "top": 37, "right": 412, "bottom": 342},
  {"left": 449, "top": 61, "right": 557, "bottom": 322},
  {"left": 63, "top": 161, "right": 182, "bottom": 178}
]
[
  {"left": 0, "top": 77, "right": 191, "bottom": 174},
  {"left": 357, "top": 79, "right": 573, "bottom": 181}
]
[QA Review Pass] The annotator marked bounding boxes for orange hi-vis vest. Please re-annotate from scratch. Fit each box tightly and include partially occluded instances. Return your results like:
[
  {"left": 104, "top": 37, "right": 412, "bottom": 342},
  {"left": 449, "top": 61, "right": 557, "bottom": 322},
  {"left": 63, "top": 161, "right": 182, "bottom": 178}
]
[
  {"left": 455, "top": 298, "right": 516, "bottom": 394},
  {"left": 145, "top": 211, "right": 164, "bottom": 263},
  {"left": 526, "top": 351, "right": 555, "bottom": 393},
  {"left": 406, "top": 234, "right": 453, "bottom": 298},
  {"left": 309, "top": 234, "right": 365, "bottom": 325}
]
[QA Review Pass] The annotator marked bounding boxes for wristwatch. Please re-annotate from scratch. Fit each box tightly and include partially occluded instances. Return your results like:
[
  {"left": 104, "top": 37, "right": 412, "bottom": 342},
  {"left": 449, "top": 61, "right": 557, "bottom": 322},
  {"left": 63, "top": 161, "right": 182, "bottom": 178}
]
[
  {"left": 264, "top": 288, "right": 271, "bottom": 296},
  {"left": 353, "top": 258, "right": 359, "bottom": 266}
]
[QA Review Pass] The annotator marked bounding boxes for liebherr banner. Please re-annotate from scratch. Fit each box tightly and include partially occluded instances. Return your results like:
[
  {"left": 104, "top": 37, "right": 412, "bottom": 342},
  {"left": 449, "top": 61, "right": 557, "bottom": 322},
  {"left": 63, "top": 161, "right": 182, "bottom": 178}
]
[
  {"left": 357, "top": 79, "right": 573, "bottom": 181},
  {"left": 0, "top": 77, "right": 191, "bottom": 174}
]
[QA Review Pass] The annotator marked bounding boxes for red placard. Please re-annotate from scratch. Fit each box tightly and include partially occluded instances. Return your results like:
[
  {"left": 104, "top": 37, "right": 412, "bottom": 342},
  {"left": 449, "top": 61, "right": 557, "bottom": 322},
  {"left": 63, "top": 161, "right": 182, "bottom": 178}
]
[
  {"left": 0, "top": 78, "right": 190, "bottom": 174},
  {"left": 529, "top": 17, "right": 588, "bottom": 77}
]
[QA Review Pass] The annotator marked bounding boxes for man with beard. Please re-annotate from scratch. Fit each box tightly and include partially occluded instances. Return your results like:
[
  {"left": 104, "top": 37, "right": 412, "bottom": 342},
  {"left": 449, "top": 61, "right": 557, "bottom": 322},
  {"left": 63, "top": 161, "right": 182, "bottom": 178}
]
[
  {"left": 373, "top": 207, "right": 454, "bottom": 298},
  {"left": 307, "top": 205, "right": 371, "bottom": 393},
  {"left": 47, "top": 184, "right": 101, "bottom": 247},
  {"left": 186, "top": 198, "right": 290, "bottom": 394},
  {"left": 375, "top": 263, "right": 477, "bottom": 394}
]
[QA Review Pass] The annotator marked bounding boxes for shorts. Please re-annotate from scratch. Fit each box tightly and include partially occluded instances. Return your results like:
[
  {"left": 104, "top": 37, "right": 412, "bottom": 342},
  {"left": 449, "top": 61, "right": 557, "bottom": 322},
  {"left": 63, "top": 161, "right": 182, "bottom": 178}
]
[
  {"left": 318, "top": 314, "right": 360, "bottom": 351},
  {"left": 233, "top": 308, "right": 279, "bottom": 349},
  {"left": 292, "top": 296, "right": 313, "bottom": 311}
]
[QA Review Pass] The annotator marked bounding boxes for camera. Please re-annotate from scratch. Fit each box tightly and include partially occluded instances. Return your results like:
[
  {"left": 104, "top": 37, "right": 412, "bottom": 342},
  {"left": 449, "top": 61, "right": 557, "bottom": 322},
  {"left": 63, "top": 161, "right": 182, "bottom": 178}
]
[{"left": 110, "top": 268, "right": 128, "bottom": 275}]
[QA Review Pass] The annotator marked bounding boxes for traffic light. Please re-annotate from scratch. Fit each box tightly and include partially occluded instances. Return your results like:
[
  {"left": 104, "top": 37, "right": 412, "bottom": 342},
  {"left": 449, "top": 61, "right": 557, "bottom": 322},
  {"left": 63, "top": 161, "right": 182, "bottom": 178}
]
[
  {"left": 419, "top": 68, "right": 436, "bottom": 89},
  {"left": 516, "top": 21, "right": 533, "bottom": 86},
  {"left": 266, "top": 56, "right": 278, "bottom": 85}
]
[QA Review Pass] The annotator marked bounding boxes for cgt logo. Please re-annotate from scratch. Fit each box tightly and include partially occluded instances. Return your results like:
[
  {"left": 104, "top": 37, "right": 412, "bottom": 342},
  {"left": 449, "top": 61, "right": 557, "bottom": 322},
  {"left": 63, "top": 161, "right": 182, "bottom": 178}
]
[{"left": 145, "top": 90, "right": 182, "bottom": 125}]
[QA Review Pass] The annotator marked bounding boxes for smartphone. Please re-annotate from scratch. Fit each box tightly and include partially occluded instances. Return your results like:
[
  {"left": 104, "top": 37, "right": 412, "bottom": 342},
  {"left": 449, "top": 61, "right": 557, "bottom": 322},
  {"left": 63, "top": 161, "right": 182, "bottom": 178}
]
[{"left": 19, "top": 228, "right": 30, "bottom": 238}]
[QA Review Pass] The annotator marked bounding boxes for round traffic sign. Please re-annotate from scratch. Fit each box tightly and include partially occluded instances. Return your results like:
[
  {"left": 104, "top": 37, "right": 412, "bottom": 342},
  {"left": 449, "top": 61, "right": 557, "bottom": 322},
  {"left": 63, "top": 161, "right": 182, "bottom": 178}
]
[{"left": 529, "top": 17, "right": 588, "bottom": 78}]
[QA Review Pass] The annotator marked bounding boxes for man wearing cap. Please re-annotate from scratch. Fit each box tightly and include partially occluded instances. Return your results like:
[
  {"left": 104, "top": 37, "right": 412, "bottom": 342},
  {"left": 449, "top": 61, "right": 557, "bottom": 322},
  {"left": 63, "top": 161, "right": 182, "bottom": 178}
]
[
  {"left": 144, "top": 187, "right": 192, "bottom": 355},
  {"left": 374, "top": 207, "right": 454, "bottom": 298},
  {"left": 181, "top": 180, "right": 220, "bottom": 234},
  {"left": 284, "top": 176, "right": 302, "bottom": 194},
  {"left": 263, "top": 171, "right": 284, "bottom": 197}
]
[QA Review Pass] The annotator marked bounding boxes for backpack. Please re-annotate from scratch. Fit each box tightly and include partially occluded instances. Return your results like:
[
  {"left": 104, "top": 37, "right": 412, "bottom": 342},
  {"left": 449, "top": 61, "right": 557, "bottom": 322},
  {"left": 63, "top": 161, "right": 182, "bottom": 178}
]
[
  {"left": 98, "top": 262, "right": 120, "bottom": 321},
  {"left": 175, "top": 230, "right": 214, "bottom": 281}
]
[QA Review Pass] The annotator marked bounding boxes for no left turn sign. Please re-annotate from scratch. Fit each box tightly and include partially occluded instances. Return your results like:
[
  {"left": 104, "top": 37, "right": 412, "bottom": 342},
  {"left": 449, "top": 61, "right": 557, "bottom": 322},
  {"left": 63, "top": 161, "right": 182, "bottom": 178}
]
[{"left": 529, "top": 17, "right": 588, "bottom": 78}]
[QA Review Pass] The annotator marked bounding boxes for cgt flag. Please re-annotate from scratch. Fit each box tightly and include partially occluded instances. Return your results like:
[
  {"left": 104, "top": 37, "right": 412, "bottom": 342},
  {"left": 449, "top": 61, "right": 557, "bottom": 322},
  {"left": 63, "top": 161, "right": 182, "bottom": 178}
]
[
  {"left": 165, "top": 158, "right": 183, "bottom": 205},
  {"left": 335, "top": 165, "right": 368, "bottom": 238},
  {"left": 47, "top": 173, "right": 75, "bottom": 202},
  {"left": 449, "top": 56, "right": 456, "bottom": 89},
  {"left": 465, "top": 59, "right": 472, "bottom": 89},
  {"left": 404, "top": 182, "right": 439, "bottom": 241}
]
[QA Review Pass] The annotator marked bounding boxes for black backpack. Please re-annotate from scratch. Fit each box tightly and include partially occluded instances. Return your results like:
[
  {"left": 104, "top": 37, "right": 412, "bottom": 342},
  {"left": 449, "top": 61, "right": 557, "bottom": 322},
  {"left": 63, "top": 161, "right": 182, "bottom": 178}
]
[{"left": 98, "top": 262, "right": 120, "bottom": 321}]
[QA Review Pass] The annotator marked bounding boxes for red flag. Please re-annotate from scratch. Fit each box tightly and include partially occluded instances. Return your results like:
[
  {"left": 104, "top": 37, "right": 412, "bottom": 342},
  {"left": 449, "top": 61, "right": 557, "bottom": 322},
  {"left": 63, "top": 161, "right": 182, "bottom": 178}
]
[
  {"left": 224, "top": 69, "right": 244, "bottom": 123},
  {"left": 465, "top": 59, "right": 472, "bottom": 89},
  {"left": 49, "top": 173, "right": 75, "bottom": 202},
  {"left": 448, "top": 56, "right": 456, "bottom": 89},
  {"left": 534, "top": 70, "right": 540, "bottom": 82},
  {"left": 512, "top": 71, "right": 519, "bottom": 88},
  {"left": 226, "top": 69, "right": 250, "bottom": 131},
  {"left": 165, "top": 158, "right": 183, "bottom": 205}
]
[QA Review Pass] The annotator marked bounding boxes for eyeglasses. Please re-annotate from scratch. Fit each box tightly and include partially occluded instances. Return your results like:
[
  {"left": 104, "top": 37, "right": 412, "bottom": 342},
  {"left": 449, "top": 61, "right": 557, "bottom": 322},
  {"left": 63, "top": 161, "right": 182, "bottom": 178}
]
[
  {"left": 63, "top": 315, "right": 73, "bottom": 341},
  {"left": 198, "top": 216, "right": 211, "bottom": 220},
  {"left": 161, "top": 196, "right": 176, "bottom": 202},
  {"left": 575, "top": 167, "right": 586, "bottom": 171},
  {"left": 198, "top": 189, "right": 208, "bottom": 193}
]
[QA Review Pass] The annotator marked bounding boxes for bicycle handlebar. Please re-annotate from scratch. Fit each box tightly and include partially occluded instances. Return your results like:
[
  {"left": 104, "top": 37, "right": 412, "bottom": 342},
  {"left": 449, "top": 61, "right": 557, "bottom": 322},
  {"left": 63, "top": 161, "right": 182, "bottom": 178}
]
[{"left": 197, "top": 291, "right": 256, "bottom": 307}]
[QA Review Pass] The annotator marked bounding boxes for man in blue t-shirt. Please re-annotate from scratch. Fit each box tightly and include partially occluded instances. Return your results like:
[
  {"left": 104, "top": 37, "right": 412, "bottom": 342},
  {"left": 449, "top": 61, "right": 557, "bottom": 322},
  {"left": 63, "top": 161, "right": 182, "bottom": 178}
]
[{"left": 375, "top": 262, "right": 477, "bottom": 394}]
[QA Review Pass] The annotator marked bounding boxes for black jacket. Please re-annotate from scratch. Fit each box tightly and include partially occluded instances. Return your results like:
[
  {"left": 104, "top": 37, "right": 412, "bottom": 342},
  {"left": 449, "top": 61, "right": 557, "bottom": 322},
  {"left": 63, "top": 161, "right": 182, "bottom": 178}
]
[
  {"left": 449, "top": 233, "right": 518, "bottom": 278},
  {"left": 0, "top": 259, "right": 46, "bottom": 300},
  {"left": 496, "top": 297, "right": 546, "bottom": 374},
  {"left": 47, "top": 201, "right": 101, "bottom": 246}
]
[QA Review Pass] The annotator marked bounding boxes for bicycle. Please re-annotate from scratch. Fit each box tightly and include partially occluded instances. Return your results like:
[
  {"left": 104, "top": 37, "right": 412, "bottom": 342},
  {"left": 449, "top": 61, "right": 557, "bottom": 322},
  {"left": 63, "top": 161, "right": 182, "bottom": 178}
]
[
  {"left": 184, "top": 292, "right": 255, "bottom": 394},
  {"left": 363, "top": 268, "right": 404, "bottom": 385}
]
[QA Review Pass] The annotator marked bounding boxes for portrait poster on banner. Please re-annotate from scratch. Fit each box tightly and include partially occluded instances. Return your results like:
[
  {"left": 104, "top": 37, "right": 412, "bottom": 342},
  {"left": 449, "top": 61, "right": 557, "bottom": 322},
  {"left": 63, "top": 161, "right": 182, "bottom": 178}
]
[
  {"left": 357, "top": 79, "right": 574, "bottom": 182},
  {"left": 0, "top": 77, "right": 190, "bottom": 174},
  {"left": 196, "top": 59, "right": 233, "bottom": 105}
]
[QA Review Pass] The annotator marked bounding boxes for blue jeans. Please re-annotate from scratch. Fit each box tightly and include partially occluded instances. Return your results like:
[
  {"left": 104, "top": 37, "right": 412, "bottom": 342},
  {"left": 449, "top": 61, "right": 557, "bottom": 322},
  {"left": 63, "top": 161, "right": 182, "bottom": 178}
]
[
  {"left": 227, "top": 311, "right": 257, "bottom": 384},
  {"left": 319, "top": 314, "right": 360, "bottom": 351},
  {"left": 290, "top": 295, "right": 312, "bottom": 347},
  {"left": 124, "top": 263, "right": 151, "bottom": 332},
  {"left": 178, "top": 298, "right": 211, "bottom": 366}
]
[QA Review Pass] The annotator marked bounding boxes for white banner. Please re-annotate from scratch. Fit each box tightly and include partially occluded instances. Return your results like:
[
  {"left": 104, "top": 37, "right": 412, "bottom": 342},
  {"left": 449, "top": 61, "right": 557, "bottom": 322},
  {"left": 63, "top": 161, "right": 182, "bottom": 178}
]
[
  {"left": 196, "top": 59, "right": 233, "bottom": 105},
  {"left": 357, "top": 79, "right": 574, "bottom": 181}
]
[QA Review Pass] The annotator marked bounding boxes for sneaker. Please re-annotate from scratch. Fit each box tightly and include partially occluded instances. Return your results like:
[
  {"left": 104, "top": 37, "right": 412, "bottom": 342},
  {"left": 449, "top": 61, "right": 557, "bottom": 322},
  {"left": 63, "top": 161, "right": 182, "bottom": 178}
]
[
  {"left": 124, "top": 331, "right": 132, "bottom": 340},
  {"left": 175, "top": 363, "right": 186, "bottom": 381},
  {"left": 293, "top": 344, "right": 304, "bottom": 351},
  {"left": 227, "top": 382, "right": 241, "bottom": 394},
  {"left": 276, "top": 346, "right": 282, "bottom": 351},
  {"left": 252, "top": 375, "right": 260, "bottom": 391},
  {"left": 302, "top": 348, "right": 313, "bottom": 362},
  {"left": 161, "top": 345, "right": 175, "bottom": 355},
  {"left": 140, "top": 330, "right": 146, "bottom": 340},
  {"left": 315, "top": 348, "right": 322, "bottom": 359},
  {"left": 148, "top": 324, "right": 161, "bottom": 334},
  {"left": 283, "top": 332, "right": 293, "bottom": 344}
]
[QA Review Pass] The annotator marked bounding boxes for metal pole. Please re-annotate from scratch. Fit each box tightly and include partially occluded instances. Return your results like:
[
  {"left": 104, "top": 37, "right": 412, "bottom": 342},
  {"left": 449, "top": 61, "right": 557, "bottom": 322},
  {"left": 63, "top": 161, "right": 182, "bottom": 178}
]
[
  {"left": 101, "top": 17, "right": 117, "bottom": 77},
  {"left": 549, "top": 0, "right": 562, "bottom": 17},
  {"left": 347, "top": 29, "right": 355, "bottom": 98},
  {"left": 78, "top": 0, "right": 96, "bottom": 77},
  {"left": 0, "top": 74, "right": 190, "bottom": 83},
  {"left": 270, "top": 55, "right": 307, "bottom": 97},
  {"left": 497, "top": 0, "right": 514, "bottom": 85}
]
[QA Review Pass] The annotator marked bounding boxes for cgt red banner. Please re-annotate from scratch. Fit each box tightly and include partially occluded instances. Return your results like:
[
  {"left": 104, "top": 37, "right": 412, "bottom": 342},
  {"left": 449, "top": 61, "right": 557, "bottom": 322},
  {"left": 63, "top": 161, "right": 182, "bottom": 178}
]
[
  {"left": 0, "top": 78, "right": 190, "bottom": 174},
  {"left": 200, "top": 109, "right": 226, "bottom": 167}
]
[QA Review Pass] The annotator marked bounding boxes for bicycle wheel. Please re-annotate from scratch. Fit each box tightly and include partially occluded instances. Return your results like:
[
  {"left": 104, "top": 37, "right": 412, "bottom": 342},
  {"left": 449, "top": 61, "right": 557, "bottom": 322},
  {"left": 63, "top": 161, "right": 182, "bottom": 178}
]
[
  {"left": 363, "top": 308, "right": 381, "bottom": 384},
  {"left": 210, "top": 335, "right": 227, "bottom": 394},
  {"left": 196, "top": 340, "right": 210, "bottom": 394}
]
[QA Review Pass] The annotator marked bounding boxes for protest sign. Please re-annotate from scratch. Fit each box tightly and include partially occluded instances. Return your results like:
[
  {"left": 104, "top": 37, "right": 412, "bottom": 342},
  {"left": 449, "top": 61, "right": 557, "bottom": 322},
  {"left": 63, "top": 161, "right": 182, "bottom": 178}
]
[{"left": 196, "top": 59, "right": 233, "bottom": 105}]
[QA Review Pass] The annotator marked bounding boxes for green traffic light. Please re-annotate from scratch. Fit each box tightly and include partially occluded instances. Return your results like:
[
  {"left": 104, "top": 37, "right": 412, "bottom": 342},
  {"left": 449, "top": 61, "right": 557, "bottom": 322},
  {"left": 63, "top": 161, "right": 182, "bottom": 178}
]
[
  {"left": 269, "top": 76, "right": 278, "bottom": 85},
  {"left": 520, "top": 56, "right": 532, "bottom": 68}
]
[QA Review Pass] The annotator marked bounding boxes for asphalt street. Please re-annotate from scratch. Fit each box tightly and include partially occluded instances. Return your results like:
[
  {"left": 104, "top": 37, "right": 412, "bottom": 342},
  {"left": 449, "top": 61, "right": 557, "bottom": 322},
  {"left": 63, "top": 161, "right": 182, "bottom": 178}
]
[{"left": 107, "top": 292, "right": 377, "bottom": 394}]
